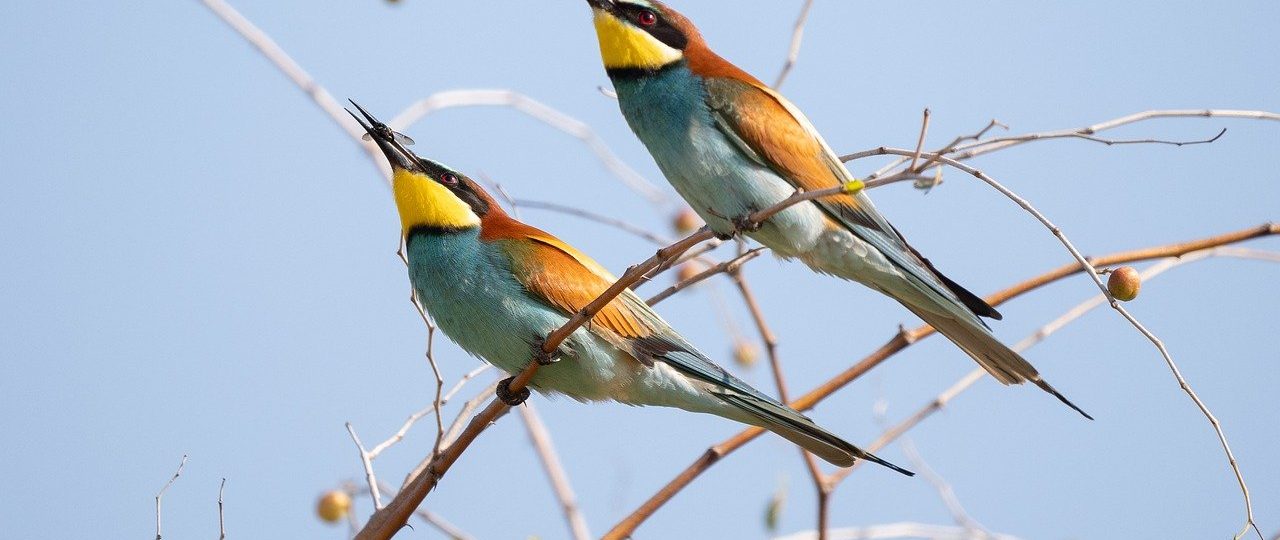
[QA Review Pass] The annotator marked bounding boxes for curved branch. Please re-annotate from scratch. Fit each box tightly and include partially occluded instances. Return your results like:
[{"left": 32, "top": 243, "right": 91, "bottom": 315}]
[
  {"left": 773, "top": 0, "right": 816, "bottom": 89},
  {"left": 196, "top": 0, "right": 387, "bottom": 178},
  {"left": 853, "top": 109, "right": 1278, "bottom": 183},
  {"left": 830, "top": 246, "right": 1280, "bottom": 489},
  {"left": 390, "top": 90, "right": 669, "bottom": 206},
  {"left": 602, "top": 223, "right": 1278, "bottom": 539}
]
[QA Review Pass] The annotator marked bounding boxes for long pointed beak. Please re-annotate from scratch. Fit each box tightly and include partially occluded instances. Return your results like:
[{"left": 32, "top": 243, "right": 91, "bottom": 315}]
[
  {"left": 585, "top": 0, "right": 617, "bottom": 12},
  {"left": 347, "top": 100, "right": 417, "bottom": 172}
]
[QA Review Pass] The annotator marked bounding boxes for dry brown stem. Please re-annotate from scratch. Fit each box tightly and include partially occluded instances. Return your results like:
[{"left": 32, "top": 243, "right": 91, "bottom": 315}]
[{"left": 602, "top": 223, "right": 1277, "bottom": 539}]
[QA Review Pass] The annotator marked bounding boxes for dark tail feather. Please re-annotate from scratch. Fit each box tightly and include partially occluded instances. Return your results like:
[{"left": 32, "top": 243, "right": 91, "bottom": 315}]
[
  {"left": 1033, "top": 378, "right": 1094, "bottom": 421},
  {"left": 904, "top": 305, "right": 1092, "bottom": 420},
  {"left": 717, "top": 393, "right": 914, "bottom": 476}
]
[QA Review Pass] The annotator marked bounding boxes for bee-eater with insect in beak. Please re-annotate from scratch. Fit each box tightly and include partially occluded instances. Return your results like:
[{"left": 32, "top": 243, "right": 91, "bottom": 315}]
[
  {"left": 347, "top": 101, "right": 913, "bottom": 472},
  {"left": 584, "top": 0, "right": 1090, "bottom": 418}
]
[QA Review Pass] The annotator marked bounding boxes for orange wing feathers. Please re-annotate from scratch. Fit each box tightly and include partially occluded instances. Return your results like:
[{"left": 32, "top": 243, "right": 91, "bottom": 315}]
[{"left": 481, "top": 213, "right": 653, "bottom": 341}]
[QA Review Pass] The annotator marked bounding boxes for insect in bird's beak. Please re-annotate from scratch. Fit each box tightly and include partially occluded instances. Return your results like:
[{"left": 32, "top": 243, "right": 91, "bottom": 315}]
[
  {"left": 347, "top": 99, "right": 422, "bottom": 172},
  {"left": 361, "top": 128, "right": 415, "bottom": 147}
]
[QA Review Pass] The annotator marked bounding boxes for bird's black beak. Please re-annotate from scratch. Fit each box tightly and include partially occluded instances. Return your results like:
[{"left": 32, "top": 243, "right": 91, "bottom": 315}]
[{"left": 347, "top": 100, "right": 417, "bottom": 172}]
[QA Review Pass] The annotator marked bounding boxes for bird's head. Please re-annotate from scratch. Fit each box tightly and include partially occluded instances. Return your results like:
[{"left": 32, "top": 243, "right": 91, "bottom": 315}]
[
  {"left": 586, "top": 0, "right": 698, "bottom": 73},
  {"left": 348, "top": 101, "right": 493, "bottom": 235}
]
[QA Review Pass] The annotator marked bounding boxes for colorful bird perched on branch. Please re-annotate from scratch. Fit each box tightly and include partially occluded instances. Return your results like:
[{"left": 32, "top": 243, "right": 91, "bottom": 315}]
[
  {"left": 348, "top": 101, "right": 912, "bottom": 472},
  {"left": 584, "top": 0, "right": 1090, "bottom": 419}
]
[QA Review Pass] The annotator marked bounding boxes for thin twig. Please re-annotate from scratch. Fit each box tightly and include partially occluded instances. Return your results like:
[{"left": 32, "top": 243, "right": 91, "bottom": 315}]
[
  {"left": 867, "top": 118, "right": 1008, "bottom": 183},
  {"left": 516, "top": 198, "right": 672, "bottom": 245},
  {"left": 950, "top": 126, "right": 1228, "bottom": 157},
  {"left": 368, "top": 365, "right": 490, "bottom": 459},
  {"left": 200, "top": 0, "right": 669, "bottom": 206},
  {"left": 444, "top": 365, "right": 494, "bottom": 403},
  {"left": 602, "top": 224, "right": 1278, "bottom": 538},
  {"left": 773, "top": 0, "right": 816, "bottom": 89},
  {"left": 346, "top": 423, "right": 382, "bottom": 510},
  {"left": 513, "top": 197, "right": 732, "bottom": 281},
  {"left": 831, "top": 247, "right": 1280, "bottom": 487},
  {"left": 861, "top": 109, "right": 1278, "bottom": 187},
  {"left": 369, "top": 383, "right": 455, "bottom": 458},
  {"left": 412, "top": 507, "right": 472, "bottom": 540},
  {"left": 898, "top": 435, "right": 991, "bottom": 536},
  {"left": 370, "top": 481, "right": 475, "bottom": 540},
  {"left": 389, "top": 90, "right": 668, "bottom": 206},
  {"left": 856, "top": 110, "right": 1277, "bottom": 184},
  {"left": 646, "top": 248, "right": 766, "bottom": 305},
  {"left": 731, "top": 267, "right": 832, "bottom": 539},
  {"left": 948, "top": 109, "right": 1277, "bottom": 160},
  {"left": 155, "top": 455, "right": 188, "bottom": 540},
  {"left": 908, "top": 108, "right": 931, "bottom": 173},
  {"left": 519, "top": 403, "right": 592, "bottom": 540},
  {"left": 845, "top": 147, "right": 1265, "bottom": 539},
  {"left": 396, "top": 248, "right": 450, "bottom": 460},
  {"left": 439, "top": 382, "right": 501, "bottom": 452},
  {"left": 425, "top": 326, "right": 446, "bottom": 458},
  {"left": 194, "top": 0, "right": 386, "bottom": 178},
  {"left": 402, "top": 381, "right": 500, "bottom": 491},
  {"left": 218, "top": 478, "right": 227, "bottom": 540}
]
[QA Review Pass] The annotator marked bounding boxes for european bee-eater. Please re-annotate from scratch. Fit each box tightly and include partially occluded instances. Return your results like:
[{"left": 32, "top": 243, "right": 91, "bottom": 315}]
[
  {"left": 348, "top": 102, "right": 912, "bottom": 472},
  {"left": 585, "top": 0, "right": 1090, "bottom": 418}
]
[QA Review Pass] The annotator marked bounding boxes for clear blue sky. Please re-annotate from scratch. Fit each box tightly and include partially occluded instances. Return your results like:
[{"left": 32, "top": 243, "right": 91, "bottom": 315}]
[{"left": 1, "top": 1, "right": 1277, "bottom": 538}]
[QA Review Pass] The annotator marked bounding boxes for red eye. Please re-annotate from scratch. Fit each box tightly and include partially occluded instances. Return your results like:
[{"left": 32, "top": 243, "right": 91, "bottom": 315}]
[
  {"left": 637, "top": 10, "right": 657, "bottom": 26},
  {"left": 441, "top": 173, "right": 459, "bottom": 186}
]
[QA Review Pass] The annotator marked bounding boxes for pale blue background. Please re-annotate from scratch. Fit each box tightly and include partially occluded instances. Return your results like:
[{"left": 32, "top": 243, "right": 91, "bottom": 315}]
[{"left": 1, "top": 1, "right": 1277, "bottom": 538}]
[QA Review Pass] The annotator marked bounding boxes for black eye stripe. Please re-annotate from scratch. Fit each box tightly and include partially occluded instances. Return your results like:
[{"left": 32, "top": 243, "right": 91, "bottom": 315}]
[
  {"left": 618, "top": 5, "right": 688, "bottom": 50},
  {"left": 442, "top": 177, "right": 490, "bottom": 217}
]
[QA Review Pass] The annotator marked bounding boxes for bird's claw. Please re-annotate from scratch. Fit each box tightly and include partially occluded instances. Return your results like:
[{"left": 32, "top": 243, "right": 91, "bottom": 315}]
[
  {"left": 731, "top": 214, "right": 762, "bottom": 234},
  {"left": 531, "top": 337, "right": 561, "bottom": 366},
  {"left": 534, "top": 350, "right": 559, "bottom": 366},
  {"left": 496, "top": 377, "right": 531, "bottom": 406}
]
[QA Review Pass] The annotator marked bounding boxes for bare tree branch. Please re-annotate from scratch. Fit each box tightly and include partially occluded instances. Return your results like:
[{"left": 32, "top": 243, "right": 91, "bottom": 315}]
[
  {"left": 774, "top": 0, "right": 816, "bottom": 89},
  {"left": 345, "top": 423, "right": 382, "bottom": 510},
  {"left": 195, "top": 0, "right": 386, "bottom": 177},
  {"left": 390, "top": 90, "right": 669, "bottom": 206},
  {"left": 854, "top": 110, "right": 1277, "bottom": 184},
  {"left": 218, "top": 478, "right": 227, "bottom": 540},
  {"left": 368, "top": 365, "right": 491, "bottom": 460},
  {"left": 155, "top": 454, "right": 188, "bottom": 540},
  {"left": 402, "top": 381, "right": 500, "bottom": 492},
  {"left": 199, "top": 0, "right": 671, "bottom": 207},
  {"left": 519, "top": 402, "right": 592, "bottom": 540},
  {"left": 900, "top": 437, "right": 991, "bottom": 537},
  {"left": 412, "top": 507, "right": 473, "bottom": 540},
  {"left": 949, "top": 109, "right": 1277, "bottom": 160},
  {"left": 372, "top": 481, "right": 475, "bottom": 540},
  {"left": 832, "top": 246, "right": 1280, "bottom": 487},
  {"left": 603, "top": 223, "right": 1278, "bottom": 539},
  {"left": 845, "top": 147, "right": 1264, "bottom": 539},
  {"left": 515, "top": 198, "right": 672, "bottom": 246},
  {"left": 646, "top": 248, "right": 766, "bottom": 305},
  {"left": 731, "top": 266, "right": 834, "bottom": 539}
]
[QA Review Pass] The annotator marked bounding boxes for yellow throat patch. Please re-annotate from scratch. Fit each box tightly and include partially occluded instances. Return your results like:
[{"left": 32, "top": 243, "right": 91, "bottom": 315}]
[
  {"left": 392, "top": 169, "right": 480, "bottom": 233},
  {"left": 593, "top": 10, "right": 682, "bottom": 70}
]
